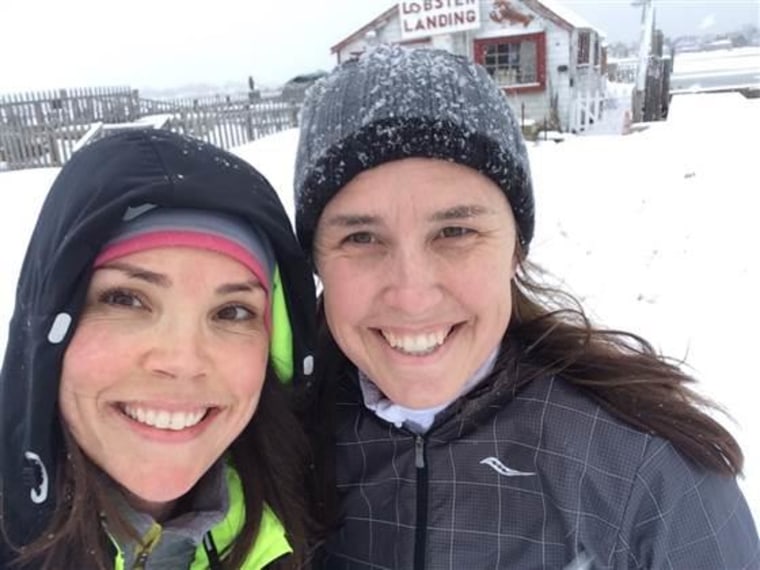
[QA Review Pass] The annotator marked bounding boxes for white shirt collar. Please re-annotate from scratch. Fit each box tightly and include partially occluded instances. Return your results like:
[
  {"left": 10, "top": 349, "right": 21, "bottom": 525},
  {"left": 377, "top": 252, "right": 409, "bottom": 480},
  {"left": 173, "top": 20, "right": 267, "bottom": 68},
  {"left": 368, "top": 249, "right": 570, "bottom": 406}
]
[{"left": 359, "top": 347, "right": 499, "bottom": 433}]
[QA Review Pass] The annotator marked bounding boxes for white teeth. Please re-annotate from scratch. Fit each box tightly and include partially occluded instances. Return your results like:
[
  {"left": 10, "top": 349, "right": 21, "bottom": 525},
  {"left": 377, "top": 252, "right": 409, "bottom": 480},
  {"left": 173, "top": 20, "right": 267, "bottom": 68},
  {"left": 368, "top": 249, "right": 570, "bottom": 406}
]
[
  {"left": 381, "top": 328, "right": 451, "bottom": 355},
  {"left": 123, "top": 405, "right": 207, "bottom": 431}
]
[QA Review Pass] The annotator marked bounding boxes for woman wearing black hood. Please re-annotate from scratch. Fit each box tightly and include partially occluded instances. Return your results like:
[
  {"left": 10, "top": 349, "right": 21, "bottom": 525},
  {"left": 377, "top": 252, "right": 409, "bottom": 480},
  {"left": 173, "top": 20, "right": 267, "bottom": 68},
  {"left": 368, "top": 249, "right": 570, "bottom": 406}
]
[{"left": 0, "top": 130, "right": 318, "bottom": 569}]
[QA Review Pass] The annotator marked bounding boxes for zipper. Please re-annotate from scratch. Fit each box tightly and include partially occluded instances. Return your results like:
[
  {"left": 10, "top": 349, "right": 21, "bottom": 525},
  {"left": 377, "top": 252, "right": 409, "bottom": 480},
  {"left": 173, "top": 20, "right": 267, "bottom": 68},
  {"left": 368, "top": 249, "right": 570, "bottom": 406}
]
[
  {"left": 413, "top": 434, "right": 428, "bottom": 570},
  {"left": 132, "top": 522, "right": 162, "bottom": 570}
]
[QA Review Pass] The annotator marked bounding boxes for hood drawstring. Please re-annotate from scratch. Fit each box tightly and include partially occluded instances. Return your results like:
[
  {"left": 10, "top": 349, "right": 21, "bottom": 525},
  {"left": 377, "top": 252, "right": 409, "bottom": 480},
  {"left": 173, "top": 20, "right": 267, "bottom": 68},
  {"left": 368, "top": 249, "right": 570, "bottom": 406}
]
[{"left": 203, "top": 531, "right": 222, "bottom": 570}]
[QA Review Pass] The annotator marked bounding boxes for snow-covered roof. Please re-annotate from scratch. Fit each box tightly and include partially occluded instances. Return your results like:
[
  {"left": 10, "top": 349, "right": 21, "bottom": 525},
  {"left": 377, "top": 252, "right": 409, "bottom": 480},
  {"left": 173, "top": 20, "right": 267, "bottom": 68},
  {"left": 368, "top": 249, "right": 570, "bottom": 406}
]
[
  {"left": 532, "top": 0, "right": 605, "bottom": 36},
  {"left": 331, "top": 5, "right": 398, "bottom": 54}
]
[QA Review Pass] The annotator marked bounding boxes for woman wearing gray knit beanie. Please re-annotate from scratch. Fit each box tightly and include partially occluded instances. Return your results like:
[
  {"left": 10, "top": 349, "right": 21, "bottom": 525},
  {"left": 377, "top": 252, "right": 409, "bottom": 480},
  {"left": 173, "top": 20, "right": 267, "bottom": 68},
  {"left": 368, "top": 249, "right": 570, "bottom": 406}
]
[{"left": 296, "top": 44, "right": 757, "bottom": 569}]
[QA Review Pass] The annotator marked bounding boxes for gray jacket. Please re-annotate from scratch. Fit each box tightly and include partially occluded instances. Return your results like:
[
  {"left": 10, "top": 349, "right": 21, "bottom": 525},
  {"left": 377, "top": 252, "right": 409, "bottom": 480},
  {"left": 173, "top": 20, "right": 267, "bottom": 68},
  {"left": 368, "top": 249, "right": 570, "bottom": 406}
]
[{"left": 320, "top": 366, "right": 759, "bottom": 569}]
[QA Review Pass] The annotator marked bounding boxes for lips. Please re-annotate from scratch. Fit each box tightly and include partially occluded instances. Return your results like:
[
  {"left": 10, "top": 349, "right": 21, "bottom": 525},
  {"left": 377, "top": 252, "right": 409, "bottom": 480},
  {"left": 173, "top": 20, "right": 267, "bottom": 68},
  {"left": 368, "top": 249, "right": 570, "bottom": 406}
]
[
  {"left": 121, "top": 404, "right": 210, "bottom": 431},
  {"left": 380, "top": 326, "right": 453, "bottom": 355}
]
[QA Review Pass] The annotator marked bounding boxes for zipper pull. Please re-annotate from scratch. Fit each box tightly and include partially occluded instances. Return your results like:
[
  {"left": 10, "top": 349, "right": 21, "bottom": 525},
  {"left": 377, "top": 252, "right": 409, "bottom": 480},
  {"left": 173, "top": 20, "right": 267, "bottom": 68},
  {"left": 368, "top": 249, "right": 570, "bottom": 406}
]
[
  {"left": 415, "top": 435, "right": 425, "bottom": 469},
  {"left": 132, "top": 551, "right": 149, "bottom": 570},
  {"left": 131, "top": 522, "right": 162, "bottom": 569}
]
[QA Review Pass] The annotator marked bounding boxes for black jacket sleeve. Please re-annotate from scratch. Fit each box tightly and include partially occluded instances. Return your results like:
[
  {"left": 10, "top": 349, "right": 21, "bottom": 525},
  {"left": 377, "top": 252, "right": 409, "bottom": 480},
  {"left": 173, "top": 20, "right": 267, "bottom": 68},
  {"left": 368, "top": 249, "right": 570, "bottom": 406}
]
[{"left": 615, "top": 438, "right": 759, "bottom": 569}]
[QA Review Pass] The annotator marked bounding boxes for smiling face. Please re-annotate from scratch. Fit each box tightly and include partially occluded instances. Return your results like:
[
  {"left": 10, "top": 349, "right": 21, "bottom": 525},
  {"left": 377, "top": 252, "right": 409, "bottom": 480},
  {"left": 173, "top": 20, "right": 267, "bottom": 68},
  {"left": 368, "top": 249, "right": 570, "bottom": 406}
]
[
  {"left": 314, "top": 158, "right": 518, "bottom": 409},
  {"left": 59, "top": 247, "right": 269, "bottom": 519}
]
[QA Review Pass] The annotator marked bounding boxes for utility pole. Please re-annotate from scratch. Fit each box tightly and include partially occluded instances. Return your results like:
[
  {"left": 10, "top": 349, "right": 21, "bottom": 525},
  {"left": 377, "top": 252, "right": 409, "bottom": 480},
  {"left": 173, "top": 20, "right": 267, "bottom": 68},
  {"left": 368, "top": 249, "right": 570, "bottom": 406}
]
[{"left": 632, "top": 0, "right": 655, "bottom": 123}]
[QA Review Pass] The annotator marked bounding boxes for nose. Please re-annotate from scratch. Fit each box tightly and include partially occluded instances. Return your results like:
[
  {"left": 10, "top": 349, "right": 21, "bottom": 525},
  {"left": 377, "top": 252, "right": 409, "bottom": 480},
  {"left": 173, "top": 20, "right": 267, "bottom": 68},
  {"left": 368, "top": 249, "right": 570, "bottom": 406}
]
[
  {"left": 381, "top": 244, "right": 444, "bottom": 315},
  {"left": 140, "top": 315, "right": 209, "bottom": 380}
]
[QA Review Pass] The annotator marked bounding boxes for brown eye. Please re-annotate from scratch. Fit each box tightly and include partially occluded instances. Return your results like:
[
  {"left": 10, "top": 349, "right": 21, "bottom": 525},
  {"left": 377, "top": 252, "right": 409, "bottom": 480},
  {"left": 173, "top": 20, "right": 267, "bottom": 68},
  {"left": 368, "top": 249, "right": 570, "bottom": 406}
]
[
  {"left": 438, "top": 226, "right": 473, "bottom": 239},
  {"left": 216, "top": 305, "right": 256, "bottom": 322},
  {"left": 100, "top": 289, "right": 144, "bottom": 308},
  {"left": 344, "top": 232, "right": 377, "bottom": 245}
]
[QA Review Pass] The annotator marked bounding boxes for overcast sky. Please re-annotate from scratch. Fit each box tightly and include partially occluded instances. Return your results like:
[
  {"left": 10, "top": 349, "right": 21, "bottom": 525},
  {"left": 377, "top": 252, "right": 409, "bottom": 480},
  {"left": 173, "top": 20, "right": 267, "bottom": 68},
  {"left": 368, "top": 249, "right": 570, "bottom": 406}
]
[{"left": 1, "top": 0, "right": 757, "bottom": 93}]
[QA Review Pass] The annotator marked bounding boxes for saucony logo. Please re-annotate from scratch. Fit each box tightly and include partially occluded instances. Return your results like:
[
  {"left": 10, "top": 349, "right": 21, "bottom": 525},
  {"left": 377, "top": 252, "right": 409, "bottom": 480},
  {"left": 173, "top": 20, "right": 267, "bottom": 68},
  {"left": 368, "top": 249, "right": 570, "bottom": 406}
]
[{"left": 480, "top": 456, "right": 535, "bottom": 477}]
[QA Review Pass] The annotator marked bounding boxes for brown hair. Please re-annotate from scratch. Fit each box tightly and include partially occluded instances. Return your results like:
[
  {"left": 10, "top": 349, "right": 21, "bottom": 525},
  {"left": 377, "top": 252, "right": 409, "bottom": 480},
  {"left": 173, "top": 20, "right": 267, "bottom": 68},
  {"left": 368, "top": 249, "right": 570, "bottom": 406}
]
[
  {"left": 5, "top": 366, "right": 318, "bottom": 570},
  {"left": 507, "top": 254, "right": 742, "bottom": 475}
]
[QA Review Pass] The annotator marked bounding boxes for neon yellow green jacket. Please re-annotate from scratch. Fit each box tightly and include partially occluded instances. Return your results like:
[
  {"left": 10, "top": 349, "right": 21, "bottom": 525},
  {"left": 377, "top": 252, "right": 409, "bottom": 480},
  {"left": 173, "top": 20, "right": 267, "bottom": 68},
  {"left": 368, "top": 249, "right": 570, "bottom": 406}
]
[{"left": 113, "top": 467, "right": 291, "bottom": 570}]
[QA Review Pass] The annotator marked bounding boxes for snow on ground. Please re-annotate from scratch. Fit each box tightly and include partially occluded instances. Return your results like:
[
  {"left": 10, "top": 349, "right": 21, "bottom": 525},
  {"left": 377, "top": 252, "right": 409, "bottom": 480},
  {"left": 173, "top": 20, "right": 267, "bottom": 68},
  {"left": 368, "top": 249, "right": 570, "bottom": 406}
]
[
  {"left": 232, "top": 129, "right": 298, "bottom": 225},
  {"left": 0, "top": 91, "right": 758, "bottom": 520},
  {"left": 0, "top": 167, "right": 58, "bottom": 346},
  {"left": 527, "top": 93, "right": 760, "bottom": 518}
]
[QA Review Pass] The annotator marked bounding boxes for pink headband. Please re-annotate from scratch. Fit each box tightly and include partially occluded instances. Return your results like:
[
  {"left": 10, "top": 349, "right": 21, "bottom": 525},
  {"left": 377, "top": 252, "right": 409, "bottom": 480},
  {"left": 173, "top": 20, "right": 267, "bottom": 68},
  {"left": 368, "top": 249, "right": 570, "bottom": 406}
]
[{"left": 94, "top": 209, "right": 276, "bottom": 331}]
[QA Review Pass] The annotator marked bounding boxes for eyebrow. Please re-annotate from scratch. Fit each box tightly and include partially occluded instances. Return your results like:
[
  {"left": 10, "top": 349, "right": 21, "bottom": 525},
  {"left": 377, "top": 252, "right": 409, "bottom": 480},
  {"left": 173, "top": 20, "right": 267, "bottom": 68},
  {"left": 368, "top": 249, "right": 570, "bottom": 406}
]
[
  {"left": 429, "top": 204, "right": 495, "bottom": 222},
  {"left": 322, "top": 213, "right": 380, "bottom": 228},
  {"left": 216, "top": 281, "right": 265, "bottom": 296},
  {"left": 101, "top": 262, "right": 170, "bottom": 287},
  {"left": 100, "top": 262, "right": 264, "bottom": 295},
  {"left": 323, "top": 204, "right": 495, "bottom": 228}
]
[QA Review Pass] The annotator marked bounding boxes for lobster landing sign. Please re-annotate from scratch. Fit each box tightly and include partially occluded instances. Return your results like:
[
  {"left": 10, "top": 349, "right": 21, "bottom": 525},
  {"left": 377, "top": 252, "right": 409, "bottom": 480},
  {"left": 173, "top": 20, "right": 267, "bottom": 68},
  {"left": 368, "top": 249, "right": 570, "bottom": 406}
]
[{"left": 399, "top": 0, "right": 481, "bottom": 40}]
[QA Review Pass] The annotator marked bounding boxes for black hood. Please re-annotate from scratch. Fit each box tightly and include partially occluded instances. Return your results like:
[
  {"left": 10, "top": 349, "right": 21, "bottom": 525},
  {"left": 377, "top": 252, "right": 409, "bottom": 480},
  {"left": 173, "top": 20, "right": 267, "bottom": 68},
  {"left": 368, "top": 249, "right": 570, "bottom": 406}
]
[{"left": 0, "top": 130, "right": 316, "bottom": 545}]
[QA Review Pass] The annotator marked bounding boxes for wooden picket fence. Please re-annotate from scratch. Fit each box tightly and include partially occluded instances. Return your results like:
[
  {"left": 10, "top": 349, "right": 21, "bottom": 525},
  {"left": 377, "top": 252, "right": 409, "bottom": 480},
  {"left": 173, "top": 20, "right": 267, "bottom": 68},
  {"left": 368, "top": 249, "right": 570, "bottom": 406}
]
[
  {"left": 570, "top": 90, "right": 605, "bottom": 133},
  {"left": 0, "top": 87, "right": 301, "bottom": 171},
  {"left": 0, "top": 87, "right": 139, "bottom": 169}
]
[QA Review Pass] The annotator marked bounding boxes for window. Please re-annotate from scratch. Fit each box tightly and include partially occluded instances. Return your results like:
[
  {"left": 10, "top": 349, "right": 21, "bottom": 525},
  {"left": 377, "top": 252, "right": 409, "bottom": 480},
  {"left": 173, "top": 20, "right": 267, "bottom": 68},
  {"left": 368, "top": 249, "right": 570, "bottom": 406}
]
[
  {"left": 577, "top": 31, "right": 591, "bottom": 66},
  {"left": 594, "top": 38, "right": 601, "bottom": 67},
  {"left": 474, "top": 33, "right": 545, "bottom": 93}
]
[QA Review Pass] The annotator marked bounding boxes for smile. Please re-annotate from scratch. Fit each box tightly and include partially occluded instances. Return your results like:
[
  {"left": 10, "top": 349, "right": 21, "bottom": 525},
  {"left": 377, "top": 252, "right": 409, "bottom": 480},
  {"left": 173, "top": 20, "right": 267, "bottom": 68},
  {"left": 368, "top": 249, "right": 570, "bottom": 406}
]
[
  {"left": 380, "top": 327, "right": 453, "bottom": 356},
  {"left": 121, "top": 404, "right": 210, "bottom": 431}
]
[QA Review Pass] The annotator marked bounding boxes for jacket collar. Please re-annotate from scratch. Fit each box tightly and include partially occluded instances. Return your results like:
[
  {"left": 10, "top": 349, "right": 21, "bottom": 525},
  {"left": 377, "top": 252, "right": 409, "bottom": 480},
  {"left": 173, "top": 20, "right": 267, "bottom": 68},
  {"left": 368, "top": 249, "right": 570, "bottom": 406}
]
[{"left": 109, "top": 463, "right": 292, "bottom": 570}]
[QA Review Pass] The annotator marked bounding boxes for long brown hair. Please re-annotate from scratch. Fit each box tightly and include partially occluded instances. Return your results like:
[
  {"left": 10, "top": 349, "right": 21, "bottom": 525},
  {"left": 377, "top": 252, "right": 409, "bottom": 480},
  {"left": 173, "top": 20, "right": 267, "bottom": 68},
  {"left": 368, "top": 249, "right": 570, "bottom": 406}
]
[
  {"left": 6, "top": 366, "right": 318, "bottom": 570},
  {"left": 507, "top": 254, "right": 742, "bottom": 475}
]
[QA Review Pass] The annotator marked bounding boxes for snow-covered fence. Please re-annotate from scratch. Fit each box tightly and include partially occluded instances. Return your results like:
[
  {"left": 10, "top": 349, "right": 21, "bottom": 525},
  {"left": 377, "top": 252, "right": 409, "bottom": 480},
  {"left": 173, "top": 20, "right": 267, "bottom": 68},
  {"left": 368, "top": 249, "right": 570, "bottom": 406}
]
[
  {"left": 570, "top": 90, "right": 604, "bottom": 133},
  {"left": 72, "top": 115, "right": 174, "bottom": 153},
  {"left": 0, "top": 87, "right": 139, "bottom": 170},
  {"left": 167, "top": 98, "right": 300, "bottom": 151},
  {"left": 1, "top": 88, "right": 302, "bottom": 172},
  {"left": 607, "top": 58, "right": 638, "bottom": 84}
]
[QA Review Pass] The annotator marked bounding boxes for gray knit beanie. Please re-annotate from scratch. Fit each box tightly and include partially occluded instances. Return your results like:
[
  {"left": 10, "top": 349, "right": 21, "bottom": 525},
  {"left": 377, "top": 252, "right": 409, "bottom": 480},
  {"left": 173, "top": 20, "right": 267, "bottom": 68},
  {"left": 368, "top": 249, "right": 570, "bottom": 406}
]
[{"left": 294, "top": 43, "right": 535, "bottom": 258}]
